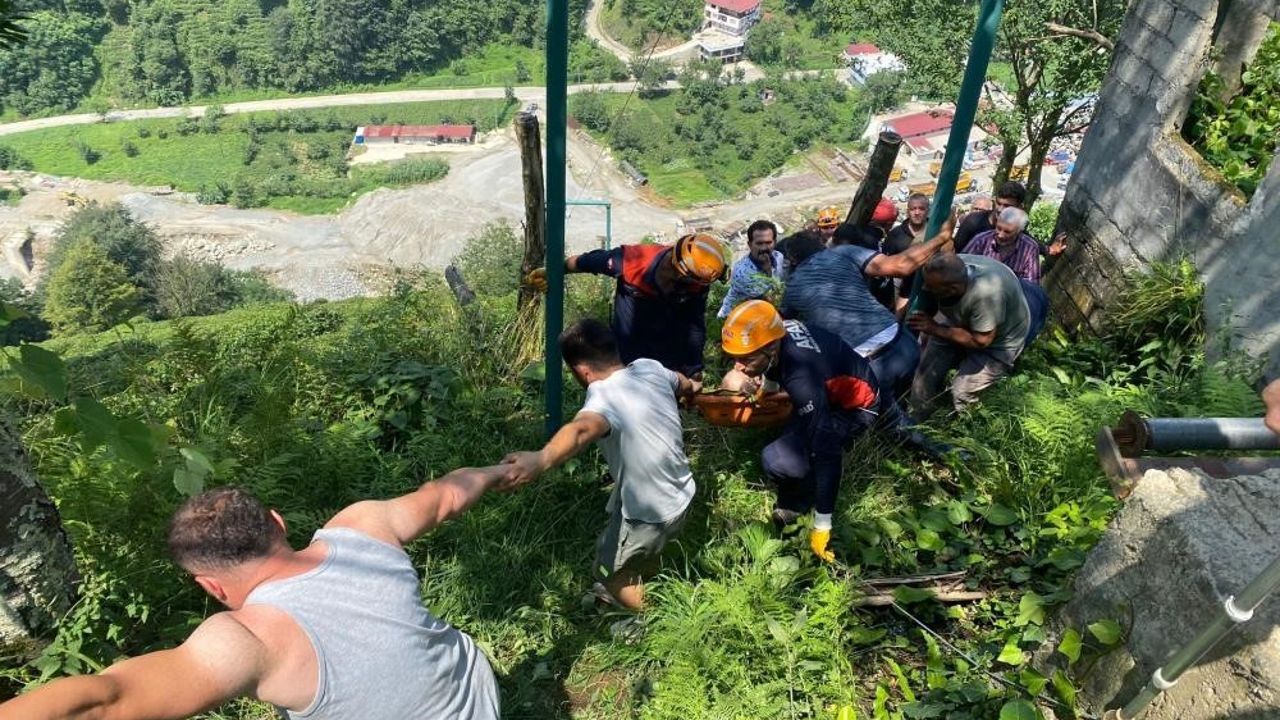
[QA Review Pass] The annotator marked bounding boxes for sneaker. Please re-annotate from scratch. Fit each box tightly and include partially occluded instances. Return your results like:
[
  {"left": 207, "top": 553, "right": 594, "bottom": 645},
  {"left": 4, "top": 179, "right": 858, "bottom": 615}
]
[{"left": 608, "top": 615, "right": 645, "bottom": 644}]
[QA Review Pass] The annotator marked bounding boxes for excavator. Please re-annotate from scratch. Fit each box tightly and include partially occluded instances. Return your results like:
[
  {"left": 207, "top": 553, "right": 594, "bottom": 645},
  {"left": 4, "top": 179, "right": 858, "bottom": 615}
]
[{"left": 60, "top": 191, "right": 89, "bottom": 208}]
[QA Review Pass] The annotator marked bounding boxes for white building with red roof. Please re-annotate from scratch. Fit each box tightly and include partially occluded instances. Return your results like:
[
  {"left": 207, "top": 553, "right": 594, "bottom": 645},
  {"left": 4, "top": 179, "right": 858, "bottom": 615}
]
[
  {"left": 843, "top": 42, "right": 906, "bottom": 84},
  {"left": 703, "top": 0, "right": 762, "bottom": 35},
  {"left": 353, "top": 124, "right": 476, "bottom": 146},
  {"left": 696, "top": 0, "right": 762, "bottom": 62},
  {"left": 878, "top": 108, "right": 989, "bottom": 158}
]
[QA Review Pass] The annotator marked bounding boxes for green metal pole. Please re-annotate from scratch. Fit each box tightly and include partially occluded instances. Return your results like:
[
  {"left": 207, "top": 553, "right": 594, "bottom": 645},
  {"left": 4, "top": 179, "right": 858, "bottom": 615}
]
[
  {"left": 545, "top": 0, "right": 569, "bottom": 436},
  {"left": 1113, "top": 552, "right": 1280, "bottom": 719},
  {"left": 565, "top": 199, "right": 613, "bottom": 250},
  {"left": 924, "top": 0, "right": 1005, "bottom": 238}
]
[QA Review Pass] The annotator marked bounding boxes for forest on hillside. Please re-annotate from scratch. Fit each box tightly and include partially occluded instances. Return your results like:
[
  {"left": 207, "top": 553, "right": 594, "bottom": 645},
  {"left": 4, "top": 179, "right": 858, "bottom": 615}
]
[{"left": 0, "top": 0, "right": 598, "bottom": 116}]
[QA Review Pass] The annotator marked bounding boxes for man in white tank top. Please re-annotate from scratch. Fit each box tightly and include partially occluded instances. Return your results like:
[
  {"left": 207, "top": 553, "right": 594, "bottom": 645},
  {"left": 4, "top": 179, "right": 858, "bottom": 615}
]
[{"left": 0, "top": 466, "right": 511, "bottom": 720}]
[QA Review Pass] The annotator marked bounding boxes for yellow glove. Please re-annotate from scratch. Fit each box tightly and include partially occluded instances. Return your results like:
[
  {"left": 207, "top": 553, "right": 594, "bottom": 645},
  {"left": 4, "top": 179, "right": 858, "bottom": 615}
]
[
  {"left": 809, "top": 528, "right": 835, "bottom": 563},
  {"left": 524, "top": 267, "right": 548, "bottom": 293}
]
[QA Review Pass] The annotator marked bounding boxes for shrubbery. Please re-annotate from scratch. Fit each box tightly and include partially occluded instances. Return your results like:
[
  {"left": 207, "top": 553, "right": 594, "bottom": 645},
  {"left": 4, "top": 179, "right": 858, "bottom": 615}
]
[
  {"left": 1, "top": 251, "right": 1262, "bottom": 718},
  {"left": 42, "top": 240, "right": 141, "bottom": 333}
]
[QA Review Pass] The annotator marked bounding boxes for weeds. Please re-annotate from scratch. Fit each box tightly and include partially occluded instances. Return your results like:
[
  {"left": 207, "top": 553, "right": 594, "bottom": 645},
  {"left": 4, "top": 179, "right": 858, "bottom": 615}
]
[{"left": 0, "top": 242, "right": 1264, "bottom": 718}]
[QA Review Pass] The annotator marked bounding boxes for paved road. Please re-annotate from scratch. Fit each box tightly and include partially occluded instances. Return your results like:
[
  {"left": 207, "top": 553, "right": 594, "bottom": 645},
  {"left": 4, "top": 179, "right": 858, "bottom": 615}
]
[{"left": 0, "top": 81, "right": 680, "bottom": 137}]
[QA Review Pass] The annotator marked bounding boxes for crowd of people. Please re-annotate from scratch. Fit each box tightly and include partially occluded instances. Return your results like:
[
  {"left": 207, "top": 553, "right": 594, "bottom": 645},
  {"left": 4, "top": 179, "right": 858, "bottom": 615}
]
[{"left": 8, "top": 180, "right": 1274, "bottom": 720}]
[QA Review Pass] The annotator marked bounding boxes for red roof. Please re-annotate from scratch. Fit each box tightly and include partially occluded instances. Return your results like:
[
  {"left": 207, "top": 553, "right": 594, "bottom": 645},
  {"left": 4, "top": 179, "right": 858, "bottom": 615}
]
[
  {"left": 707, "top": 0, "right": 761, "bottom": 14},
  {"left": 845, "top": 43, "right": 881, "bottom": 56},
  {"left": 885, "top": 110, "right": 954, "bottom": 139},
  {"left": 362, "top": 124, "right": 475, "bottom": 139}
]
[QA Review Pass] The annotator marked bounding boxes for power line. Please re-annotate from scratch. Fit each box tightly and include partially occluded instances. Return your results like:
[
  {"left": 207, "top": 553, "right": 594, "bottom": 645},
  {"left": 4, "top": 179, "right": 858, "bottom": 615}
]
[{"left": 567, "top": 0, "right": 684, "bottom": 221}]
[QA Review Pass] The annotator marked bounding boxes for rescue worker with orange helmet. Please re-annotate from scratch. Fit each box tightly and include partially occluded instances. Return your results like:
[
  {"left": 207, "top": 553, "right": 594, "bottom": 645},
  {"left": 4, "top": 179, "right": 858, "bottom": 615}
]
[
  {"left": 530, "top": 234, "right": 726, "bottom": 377},
  {"left": 815, "top": 206, "right": 841, "bottom": 244},
  {"left": 720, "top": 300, "right": 889, "bottom": 563}
]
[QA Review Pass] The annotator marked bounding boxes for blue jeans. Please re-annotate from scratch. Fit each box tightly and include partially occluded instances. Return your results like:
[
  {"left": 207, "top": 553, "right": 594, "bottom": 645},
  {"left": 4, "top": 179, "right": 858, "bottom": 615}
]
[{"left": 867, "top": 328, "right": 920, "bottom": 402}]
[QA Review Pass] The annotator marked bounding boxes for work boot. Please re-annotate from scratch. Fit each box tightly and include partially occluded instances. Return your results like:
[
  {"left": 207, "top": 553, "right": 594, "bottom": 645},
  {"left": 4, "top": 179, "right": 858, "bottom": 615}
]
[{"left": 581, "top": 581, "right": 619, "bottom": 614}]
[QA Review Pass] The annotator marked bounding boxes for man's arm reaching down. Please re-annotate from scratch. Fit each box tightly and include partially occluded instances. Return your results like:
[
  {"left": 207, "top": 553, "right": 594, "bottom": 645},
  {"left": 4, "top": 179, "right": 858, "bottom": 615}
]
[
  {"left": 501, "top": 411, "right": 611, "bottom": 488},
  {"left": 326, "top": 465, "right": 511, "bottom": 547},
  {"left": 0, "top": 613, "right": 267, "bottom": 720}
]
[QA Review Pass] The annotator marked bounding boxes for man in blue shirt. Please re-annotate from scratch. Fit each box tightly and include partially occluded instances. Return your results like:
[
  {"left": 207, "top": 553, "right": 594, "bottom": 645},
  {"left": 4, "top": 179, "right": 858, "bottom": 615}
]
[
  {"left": 779, "top": 218, "right": 953, "bottom": 400},
  {"left": 719, "top": 220, "right": 784, "bottom": 318}
]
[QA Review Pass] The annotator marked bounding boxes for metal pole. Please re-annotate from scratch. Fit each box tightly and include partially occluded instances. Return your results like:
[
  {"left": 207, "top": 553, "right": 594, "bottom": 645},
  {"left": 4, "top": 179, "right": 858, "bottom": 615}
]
[
  {"left": 924, "top": 0, "right": 1005, "bottom": 239},
  {"left": 544, "top": 0, "right": 569, "bottom": 436},
  {"left": 1113, "top": 552, "right": 1280, "bottom": 718},
  {"left": 565, "top": 199, "right": 613, "bottom": 250}
]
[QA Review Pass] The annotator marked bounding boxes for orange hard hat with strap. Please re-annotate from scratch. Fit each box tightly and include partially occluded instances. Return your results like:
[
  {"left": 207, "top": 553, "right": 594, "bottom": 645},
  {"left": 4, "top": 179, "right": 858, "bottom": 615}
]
[
  {"left": 721, "top": 299, "right": 786, "bottom": 356},
  {"left": 674, "top": 233, "right": 727, "bottom": 284},
  {"left": 816, "top": 206, "right": 841, "bottom": 229}
]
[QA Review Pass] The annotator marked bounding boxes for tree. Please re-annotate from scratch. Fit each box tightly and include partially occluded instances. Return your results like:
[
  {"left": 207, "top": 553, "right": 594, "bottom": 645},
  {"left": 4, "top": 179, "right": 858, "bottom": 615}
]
[
  {"left": 0, "top": 4, "right": 79, "bottom": 666},
  {"left": 0, "top": 0, "right": 28, "bottom": 49},
  {"left": 863, "top": 70, "right": 905, "bottom": 112},
  {"left": 514, "top": 58, "right": 531, "bottom": 82},
  {"left": 0, "top": 10, "right": 103, "bottom": 115},
  {"left": 0, "top": 410, "right": 79, "bottom": 661},
  {"left": 745, "top": 19, "right": 785, "bottom": 65},
  {"left": 43, "top": 203, "right": 162, "bottom": 303},
  {"left": 855, "top": 0, "right": 1123, "bottom": 205},
  {"left": 630, "top": 57, "right": 672, "bottom": 99},
  {"left": 42, "top": 240, "right": 141, "bottom": 333}
]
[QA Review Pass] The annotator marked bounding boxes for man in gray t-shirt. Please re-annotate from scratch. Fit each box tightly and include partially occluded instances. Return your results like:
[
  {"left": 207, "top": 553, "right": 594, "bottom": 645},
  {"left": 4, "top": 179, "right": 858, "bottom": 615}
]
[
  {"left": 907, "top": 253, "right": 1030, "bottom": 419},
  {"left": 503, "top": 318, "right": 698, "bottom": 611},
  {"left": 3, "top": 475, "right": 511, "bottom": 719}
]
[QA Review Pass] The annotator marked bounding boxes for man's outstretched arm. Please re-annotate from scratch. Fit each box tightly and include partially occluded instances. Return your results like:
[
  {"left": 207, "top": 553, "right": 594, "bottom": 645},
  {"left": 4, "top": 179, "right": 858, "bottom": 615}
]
[
  {"left": 326, "top": 465, "right": 511, "bottom": 547},
  {"left": 501, "top": 411, "right": 611, "bottom": 488},
  {"left": 865, "top": 216, "right": 956, "bottom": 278},
  {"left": 0, "top": 613, "right": 266, "bottom": 720}
]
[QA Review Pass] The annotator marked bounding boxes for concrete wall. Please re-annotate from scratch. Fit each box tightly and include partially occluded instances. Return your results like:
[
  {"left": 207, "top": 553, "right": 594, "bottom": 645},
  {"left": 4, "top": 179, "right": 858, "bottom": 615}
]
[{"left": 1047, "top": 0, "right": 1280, "bottom": 378}]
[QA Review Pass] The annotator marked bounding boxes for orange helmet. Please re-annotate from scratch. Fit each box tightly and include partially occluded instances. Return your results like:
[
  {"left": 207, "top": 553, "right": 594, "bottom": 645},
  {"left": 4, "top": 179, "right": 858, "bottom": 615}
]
[
  {"left": 816, "top": 206, "right": 841, "bottom": 229},
  {"left": 721, "top": 300, "right": 786, "bottom": 356},
  {"left": 673, "top": 233, "right": 727, "bottom": 284}
]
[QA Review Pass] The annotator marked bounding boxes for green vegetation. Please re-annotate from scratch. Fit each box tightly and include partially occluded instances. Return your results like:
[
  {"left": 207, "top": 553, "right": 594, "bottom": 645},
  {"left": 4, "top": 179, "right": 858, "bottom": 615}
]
[
  {"left": 746, "top": 10, "right": 843, "bottom": 70},
  {"left": 853, "top": 0, "right": 1125, "bottom": 204},
  {"left": 1184, "top": 22, "right": 1280, "bottom": 197},
  {"left": 0, "top": 0, "right": 608, "bottom": 117},
  {"left": 5, "top": 202, "right": 290, "bottom": 343},
  {"left": 572, "top": 71, "right": 866, "bottom": 205},
  {"left": 3, "top": 100, "right": 515, "bottom": 214},
  {"left": 600, "top": 0, "right": 701, "bottom": 51},
  {"left": 1, "top": 217, "right": 1263, "bottom": 717}
]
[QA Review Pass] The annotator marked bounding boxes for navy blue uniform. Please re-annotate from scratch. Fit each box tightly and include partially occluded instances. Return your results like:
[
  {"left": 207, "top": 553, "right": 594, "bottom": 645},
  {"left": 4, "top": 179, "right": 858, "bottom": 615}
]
[
  {"left": 576, "top": 245, "right": 709, "bottom": 376},
  {"left": 762, "top": 320, "right": 888, "bottom": 515}
]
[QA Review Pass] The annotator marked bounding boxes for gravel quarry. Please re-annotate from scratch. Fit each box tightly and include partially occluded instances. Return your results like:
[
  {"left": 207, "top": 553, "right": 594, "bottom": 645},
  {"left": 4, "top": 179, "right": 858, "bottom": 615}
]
[{"left": 0, "top": 122, "right": 876, "bottom": 301}]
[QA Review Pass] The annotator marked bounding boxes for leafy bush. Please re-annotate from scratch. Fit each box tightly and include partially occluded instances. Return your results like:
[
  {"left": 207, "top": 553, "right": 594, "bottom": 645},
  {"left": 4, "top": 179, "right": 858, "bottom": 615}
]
[
  {"left": 152, "top": 254, "right": 291, "bottom": 319},
  {"left": 0, "top": 145, "right": 33, "bottom": 170},
  {"left": 1184, "top": 23, "right": 1280, "bottom": 196},
  {"left": 41, "top": 240, "right": 140, "bottom": 333},
  {"left": 196, "top": 181, "right": 231, "bottom": 205},
  {"left": 42, "top": 203, "right": 163, "bottom": 303},
  {"left": 1, "top": 255, "right": 1264, "bottom": 718},
  {"left": 450, "top": 221, "right": 524, "bottom": 297},
  {"left": 1028, "top": 202, "right": 1059, "bottom": 241},
  {"left": 0, "top": 278, "right": 50, "bottom": 346},
  {"left": 74, "top": 140, "right": 100, "bottom": 164},
  {"left": 120, "top": 139, "right": 139, "bottom": 157}
]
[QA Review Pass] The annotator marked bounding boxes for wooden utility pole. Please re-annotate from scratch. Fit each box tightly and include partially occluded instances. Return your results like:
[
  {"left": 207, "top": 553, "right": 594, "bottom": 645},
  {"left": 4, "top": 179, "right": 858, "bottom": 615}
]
[
  {"left": 846, "top": 131, "right": 903, "bottom": 225},
  {"left": 516, "top": 111, "right": 546, "bottom": 312}
]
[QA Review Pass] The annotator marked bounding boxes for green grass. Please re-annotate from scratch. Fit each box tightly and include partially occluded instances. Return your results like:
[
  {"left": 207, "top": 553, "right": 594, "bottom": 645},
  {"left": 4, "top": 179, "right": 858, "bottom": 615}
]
[
  {"left": 575, "top": 79, "right": 865, "bottom": 206},
  {"left": 1, "top": 236, "right": 1264, "bottom": 718},
  {"left": 4, "top": 100, "right": 516, "bottom": 214},
  {"left": 758, "top": 10, "right": 846, "bottom": 71},
  {"left": 599, "top": 0, "right": 697, "bottom": 51}
]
